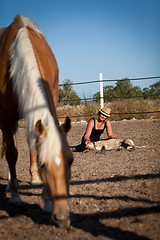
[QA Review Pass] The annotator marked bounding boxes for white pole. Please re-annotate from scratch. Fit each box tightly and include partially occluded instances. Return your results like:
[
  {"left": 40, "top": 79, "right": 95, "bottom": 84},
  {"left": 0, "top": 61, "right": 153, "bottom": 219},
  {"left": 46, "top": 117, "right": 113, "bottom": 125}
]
[{"left": 99, "top": 73, "right": 104, "bottom": 109}]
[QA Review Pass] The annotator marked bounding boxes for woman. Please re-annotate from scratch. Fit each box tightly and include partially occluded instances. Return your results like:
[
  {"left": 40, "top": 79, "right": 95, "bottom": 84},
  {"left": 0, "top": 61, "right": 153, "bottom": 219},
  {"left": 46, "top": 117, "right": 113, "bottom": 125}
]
[{"left": 71, "top": 107, "right": 116, "bottom": 152}]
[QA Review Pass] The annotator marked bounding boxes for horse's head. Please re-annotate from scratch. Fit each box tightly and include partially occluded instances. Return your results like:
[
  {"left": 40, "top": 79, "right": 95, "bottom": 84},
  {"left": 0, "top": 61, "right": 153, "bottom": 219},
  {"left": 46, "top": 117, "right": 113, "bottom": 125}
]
[
  {"left": 35, "top": 117, "right": 73, "bottom": 227},
  {"left": 85, "top": 141, "right": 95, "bottom": 150}
]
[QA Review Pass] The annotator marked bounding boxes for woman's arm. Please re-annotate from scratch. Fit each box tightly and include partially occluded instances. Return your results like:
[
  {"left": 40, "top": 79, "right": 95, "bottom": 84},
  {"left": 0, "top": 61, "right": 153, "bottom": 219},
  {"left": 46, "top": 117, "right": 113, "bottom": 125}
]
[
  {"left": 106, "top": 120, "right": 115, "bottom": 139},
  {"left": 84, "top": 119, "right": 94, "bottom": 143}
]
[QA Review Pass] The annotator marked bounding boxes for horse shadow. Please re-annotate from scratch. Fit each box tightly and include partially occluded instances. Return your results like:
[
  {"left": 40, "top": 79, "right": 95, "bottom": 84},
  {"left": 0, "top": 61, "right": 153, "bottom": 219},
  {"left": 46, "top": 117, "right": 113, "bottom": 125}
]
[
  {"left": 68, "top": 172, "right": 160, "bottom": 239},
  {"left": 70, "top": 205, "right": 160, "bottom": 240},
  {"left": 0, "top": 173, "right": 160, "bottom": 239}
]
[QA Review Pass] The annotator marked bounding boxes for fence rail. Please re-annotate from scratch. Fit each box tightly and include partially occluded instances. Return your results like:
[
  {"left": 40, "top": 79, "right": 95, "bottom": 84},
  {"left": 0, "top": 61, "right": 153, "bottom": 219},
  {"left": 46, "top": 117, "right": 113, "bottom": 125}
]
[
  {"left": 59, "top": 76, "right": 160, "bottom": 86},
  {"left": 59, "top": 94, "right": 160, "bottom": 103},
  {"left": 58, "top": 111, "right": 160, "bottom": 119},
  {"left": 58, "top": 75, "right": 160, "bottom": 119},
  {"left": 59, "top": 75, "right": 160, "bottom": 103}
]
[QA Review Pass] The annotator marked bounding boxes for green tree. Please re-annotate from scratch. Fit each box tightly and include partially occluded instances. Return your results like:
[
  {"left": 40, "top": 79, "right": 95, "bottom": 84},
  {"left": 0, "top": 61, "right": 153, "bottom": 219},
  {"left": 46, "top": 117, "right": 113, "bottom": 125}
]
[
  {"left": 93, "top": 78, "right": 143, "bottom": 102},
  {"left": 143, "top": 81, "right": 160, "bottom": 99},
  {"left": 58, "top": 79, "right": 81, "bottom": 105},
  {"left": 114, "top": 78, "right": 134, "bottom": 97},
  {"left": 103, "top": 85, "right": 116, "bottom": 100},
  {"left": 131, "top": 86, "right": 143, "bottom": 97},
  {"left": 93, "top": 85, "right": 116, "bottom": 102}
]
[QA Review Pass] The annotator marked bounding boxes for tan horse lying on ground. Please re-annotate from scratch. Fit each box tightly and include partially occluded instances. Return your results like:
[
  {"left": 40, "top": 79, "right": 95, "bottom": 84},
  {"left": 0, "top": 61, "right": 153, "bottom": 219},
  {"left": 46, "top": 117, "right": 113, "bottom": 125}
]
[
  {"left": 0, "top": 15, "right": 73, "bottom": 228},
  {"left": 85, "top": 138, "right": 144, "bottom": 151}
]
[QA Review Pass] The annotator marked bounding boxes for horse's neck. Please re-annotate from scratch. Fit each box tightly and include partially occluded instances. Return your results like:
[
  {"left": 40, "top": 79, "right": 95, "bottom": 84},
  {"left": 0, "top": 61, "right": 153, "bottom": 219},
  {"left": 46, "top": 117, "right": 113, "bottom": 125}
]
[
  {"left": 0, "top": 28, "right": 7, "bottom": 38},
  {"left": 9, "top": 25, "right": 59, "bottom": 153}
]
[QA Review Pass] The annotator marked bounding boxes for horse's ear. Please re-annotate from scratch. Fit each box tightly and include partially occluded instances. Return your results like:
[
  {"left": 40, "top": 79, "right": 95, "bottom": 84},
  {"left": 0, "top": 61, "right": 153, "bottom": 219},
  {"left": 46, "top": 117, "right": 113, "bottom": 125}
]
[
  {"left": 35, "top": 120, "right": 46, "bottom": 139},
  {"left": 60, "top": 117, "right": 71, "bottom": 137}
]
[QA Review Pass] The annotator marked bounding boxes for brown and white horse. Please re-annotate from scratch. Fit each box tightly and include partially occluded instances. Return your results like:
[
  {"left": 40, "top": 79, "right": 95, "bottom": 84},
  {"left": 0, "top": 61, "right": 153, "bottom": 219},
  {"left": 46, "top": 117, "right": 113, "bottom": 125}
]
[
  {"left": 85, "top": 138, "right": 136, "bottom": 151},
  {"left": 86, "top": 138, "right": 145, "bottom": 151},
  {"left": 0, "top": 15, "right": 73, "bottom": 227}
]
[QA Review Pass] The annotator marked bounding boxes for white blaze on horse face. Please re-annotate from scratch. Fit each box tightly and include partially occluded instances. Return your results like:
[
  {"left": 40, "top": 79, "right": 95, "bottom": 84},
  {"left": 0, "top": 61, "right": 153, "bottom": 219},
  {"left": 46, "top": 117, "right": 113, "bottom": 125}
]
[{"left": 55, "top": 156, "right": 61, "bottom": 166}]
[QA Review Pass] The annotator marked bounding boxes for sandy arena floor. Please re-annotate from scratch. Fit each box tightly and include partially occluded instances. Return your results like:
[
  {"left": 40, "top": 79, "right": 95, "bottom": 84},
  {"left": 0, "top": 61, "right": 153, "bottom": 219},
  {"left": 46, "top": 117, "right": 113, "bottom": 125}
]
[{"left": 0, "top": 119, "right": 160, "bottom": 240}]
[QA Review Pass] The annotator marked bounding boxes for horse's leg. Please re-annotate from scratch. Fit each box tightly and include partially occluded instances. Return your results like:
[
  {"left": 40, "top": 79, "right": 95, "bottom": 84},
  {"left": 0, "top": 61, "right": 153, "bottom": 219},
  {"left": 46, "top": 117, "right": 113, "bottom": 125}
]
[
  {"left": 29, "top": 147, "right": 42, "bottom": 185},
  {"left": 5, "top": 171, "right": 11, "bottom": 192},
  {"left": 5, "top": 131, "right": 19, "bottom": 192},
  {"left": 0, "top": 133, "right": 10, "bottom": 192},
  {"left": 4, "top": 131, "right": 22, "bottom": 204},
  {"left": 0, "top": 133, "right": 7, "bottom": 160}
]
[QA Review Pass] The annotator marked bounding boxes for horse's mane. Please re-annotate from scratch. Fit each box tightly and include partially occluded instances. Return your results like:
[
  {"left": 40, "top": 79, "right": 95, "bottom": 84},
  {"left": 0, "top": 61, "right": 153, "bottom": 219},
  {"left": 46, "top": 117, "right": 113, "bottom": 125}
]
[
  {"left": 20, "top": 15, "right": 43, "bottom": 36},
  {"left": 9, "top": 15, "right": 61, "bottom": 165}
]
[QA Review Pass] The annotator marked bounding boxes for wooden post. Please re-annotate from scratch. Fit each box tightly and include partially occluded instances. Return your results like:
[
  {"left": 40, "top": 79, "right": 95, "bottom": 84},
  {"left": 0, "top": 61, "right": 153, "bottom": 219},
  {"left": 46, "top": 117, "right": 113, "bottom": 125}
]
[{"left": 99, "top": 73, "right": 104, "bottom": 109}]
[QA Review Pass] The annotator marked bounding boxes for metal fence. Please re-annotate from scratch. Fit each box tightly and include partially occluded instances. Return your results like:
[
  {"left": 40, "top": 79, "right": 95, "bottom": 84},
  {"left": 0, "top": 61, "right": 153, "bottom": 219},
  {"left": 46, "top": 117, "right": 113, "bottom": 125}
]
[{"left": 58, "top": 76, "right": 160, "bottom": 118}]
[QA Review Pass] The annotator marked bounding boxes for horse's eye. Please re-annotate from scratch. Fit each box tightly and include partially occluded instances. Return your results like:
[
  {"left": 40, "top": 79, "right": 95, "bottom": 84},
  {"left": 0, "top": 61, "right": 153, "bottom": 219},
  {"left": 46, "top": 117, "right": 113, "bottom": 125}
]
[{"left": 39, "top": 163, "right": 46, "bottom": 170}]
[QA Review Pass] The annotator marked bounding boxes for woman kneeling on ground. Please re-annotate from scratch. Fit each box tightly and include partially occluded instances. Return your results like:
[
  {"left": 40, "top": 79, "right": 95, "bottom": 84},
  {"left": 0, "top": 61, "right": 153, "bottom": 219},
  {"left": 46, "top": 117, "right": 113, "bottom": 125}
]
[{"left": 70, "top": 107, "right": 116, "bottom": 152}]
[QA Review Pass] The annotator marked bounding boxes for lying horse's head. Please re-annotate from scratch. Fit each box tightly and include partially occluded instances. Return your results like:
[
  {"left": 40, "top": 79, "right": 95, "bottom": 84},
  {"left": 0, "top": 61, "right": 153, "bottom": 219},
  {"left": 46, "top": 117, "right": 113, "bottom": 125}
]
[
  {"left": 35, "top": 117, "right": 73, "bottom": 227},
  {"left": 85, "top": 141, "right": 95, "bottom": 150}
]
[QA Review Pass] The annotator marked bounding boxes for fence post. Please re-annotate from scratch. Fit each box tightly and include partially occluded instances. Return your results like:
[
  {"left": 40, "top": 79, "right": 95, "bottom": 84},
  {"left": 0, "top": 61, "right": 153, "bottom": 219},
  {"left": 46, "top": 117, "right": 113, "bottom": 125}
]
[{"left": 99, "top": 73, "right": 104, "bottom": 108}]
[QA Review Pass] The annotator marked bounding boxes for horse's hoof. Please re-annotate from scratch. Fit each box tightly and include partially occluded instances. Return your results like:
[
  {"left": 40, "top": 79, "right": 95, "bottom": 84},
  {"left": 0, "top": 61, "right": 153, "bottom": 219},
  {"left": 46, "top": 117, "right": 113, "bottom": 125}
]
[
  {"left": 127, "top": 146, "right": 133, "bottom": 151},
  {"left": 5, "top": 184, "right": 10, "bottom": 192},
  {"left": 53, "top": 213, "right": 70, "bottom": 228},
  {"left": 31, "top": 177, "right": 42, "bottom": 185}
]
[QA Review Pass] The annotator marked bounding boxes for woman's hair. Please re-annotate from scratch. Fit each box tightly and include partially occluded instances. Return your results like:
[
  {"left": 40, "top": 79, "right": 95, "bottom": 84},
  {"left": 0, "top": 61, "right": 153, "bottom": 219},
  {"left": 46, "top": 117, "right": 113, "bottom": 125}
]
[
  {"left": 94, "top": 111, "right": 108, "bottom": 121},
  {"left": 93, "top": 111, "right": 99, "bottom": 121}
]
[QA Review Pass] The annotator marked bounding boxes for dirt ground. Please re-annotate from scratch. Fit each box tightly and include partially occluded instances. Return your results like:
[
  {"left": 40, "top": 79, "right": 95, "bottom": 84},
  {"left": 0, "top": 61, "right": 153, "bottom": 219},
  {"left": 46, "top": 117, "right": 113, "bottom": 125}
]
[{"left": 0, "top": 119, "right": 160, "bottom": 240}]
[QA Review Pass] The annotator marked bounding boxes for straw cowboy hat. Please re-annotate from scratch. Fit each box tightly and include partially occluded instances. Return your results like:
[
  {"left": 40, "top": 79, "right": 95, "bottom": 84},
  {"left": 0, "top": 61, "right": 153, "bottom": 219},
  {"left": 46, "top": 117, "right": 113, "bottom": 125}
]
[{"left": 99, "top": 107, "right": 111, "bottom": 117}]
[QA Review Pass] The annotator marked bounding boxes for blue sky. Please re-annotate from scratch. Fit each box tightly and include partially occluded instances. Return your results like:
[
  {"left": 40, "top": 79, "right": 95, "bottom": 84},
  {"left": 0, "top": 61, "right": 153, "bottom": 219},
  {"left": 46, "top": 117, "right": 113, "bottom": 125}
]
[{"left": 1, "top": 0, "right": 160, "bottom": 98}]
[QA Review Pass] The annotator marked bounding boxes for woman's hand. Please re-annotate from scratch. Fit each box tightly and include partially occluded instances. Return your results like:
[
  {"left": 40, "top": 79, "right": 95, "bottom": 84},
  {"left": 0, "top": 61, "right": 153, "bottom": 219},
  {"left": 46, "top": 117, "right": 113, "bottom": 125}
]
[
  {"left": 85, "top": 139, "right": 91, "bottom": 145},
  {"left": 110, "top": 135, "right": 117, "bottom": 139}
]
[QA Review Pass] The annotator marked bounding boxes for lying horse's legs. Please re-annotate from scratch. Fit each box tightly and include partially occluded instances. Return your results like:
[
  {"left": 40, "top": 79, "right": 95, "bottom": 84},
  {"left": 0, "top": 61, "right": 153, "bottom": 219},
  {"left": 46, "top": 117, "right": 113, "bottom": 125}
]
[
  {"left": 4, "top": 130, "right": 22, "bottom": 204},
  {"left": 29, "top": 147, "right": 42, "bottom": 185}
]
